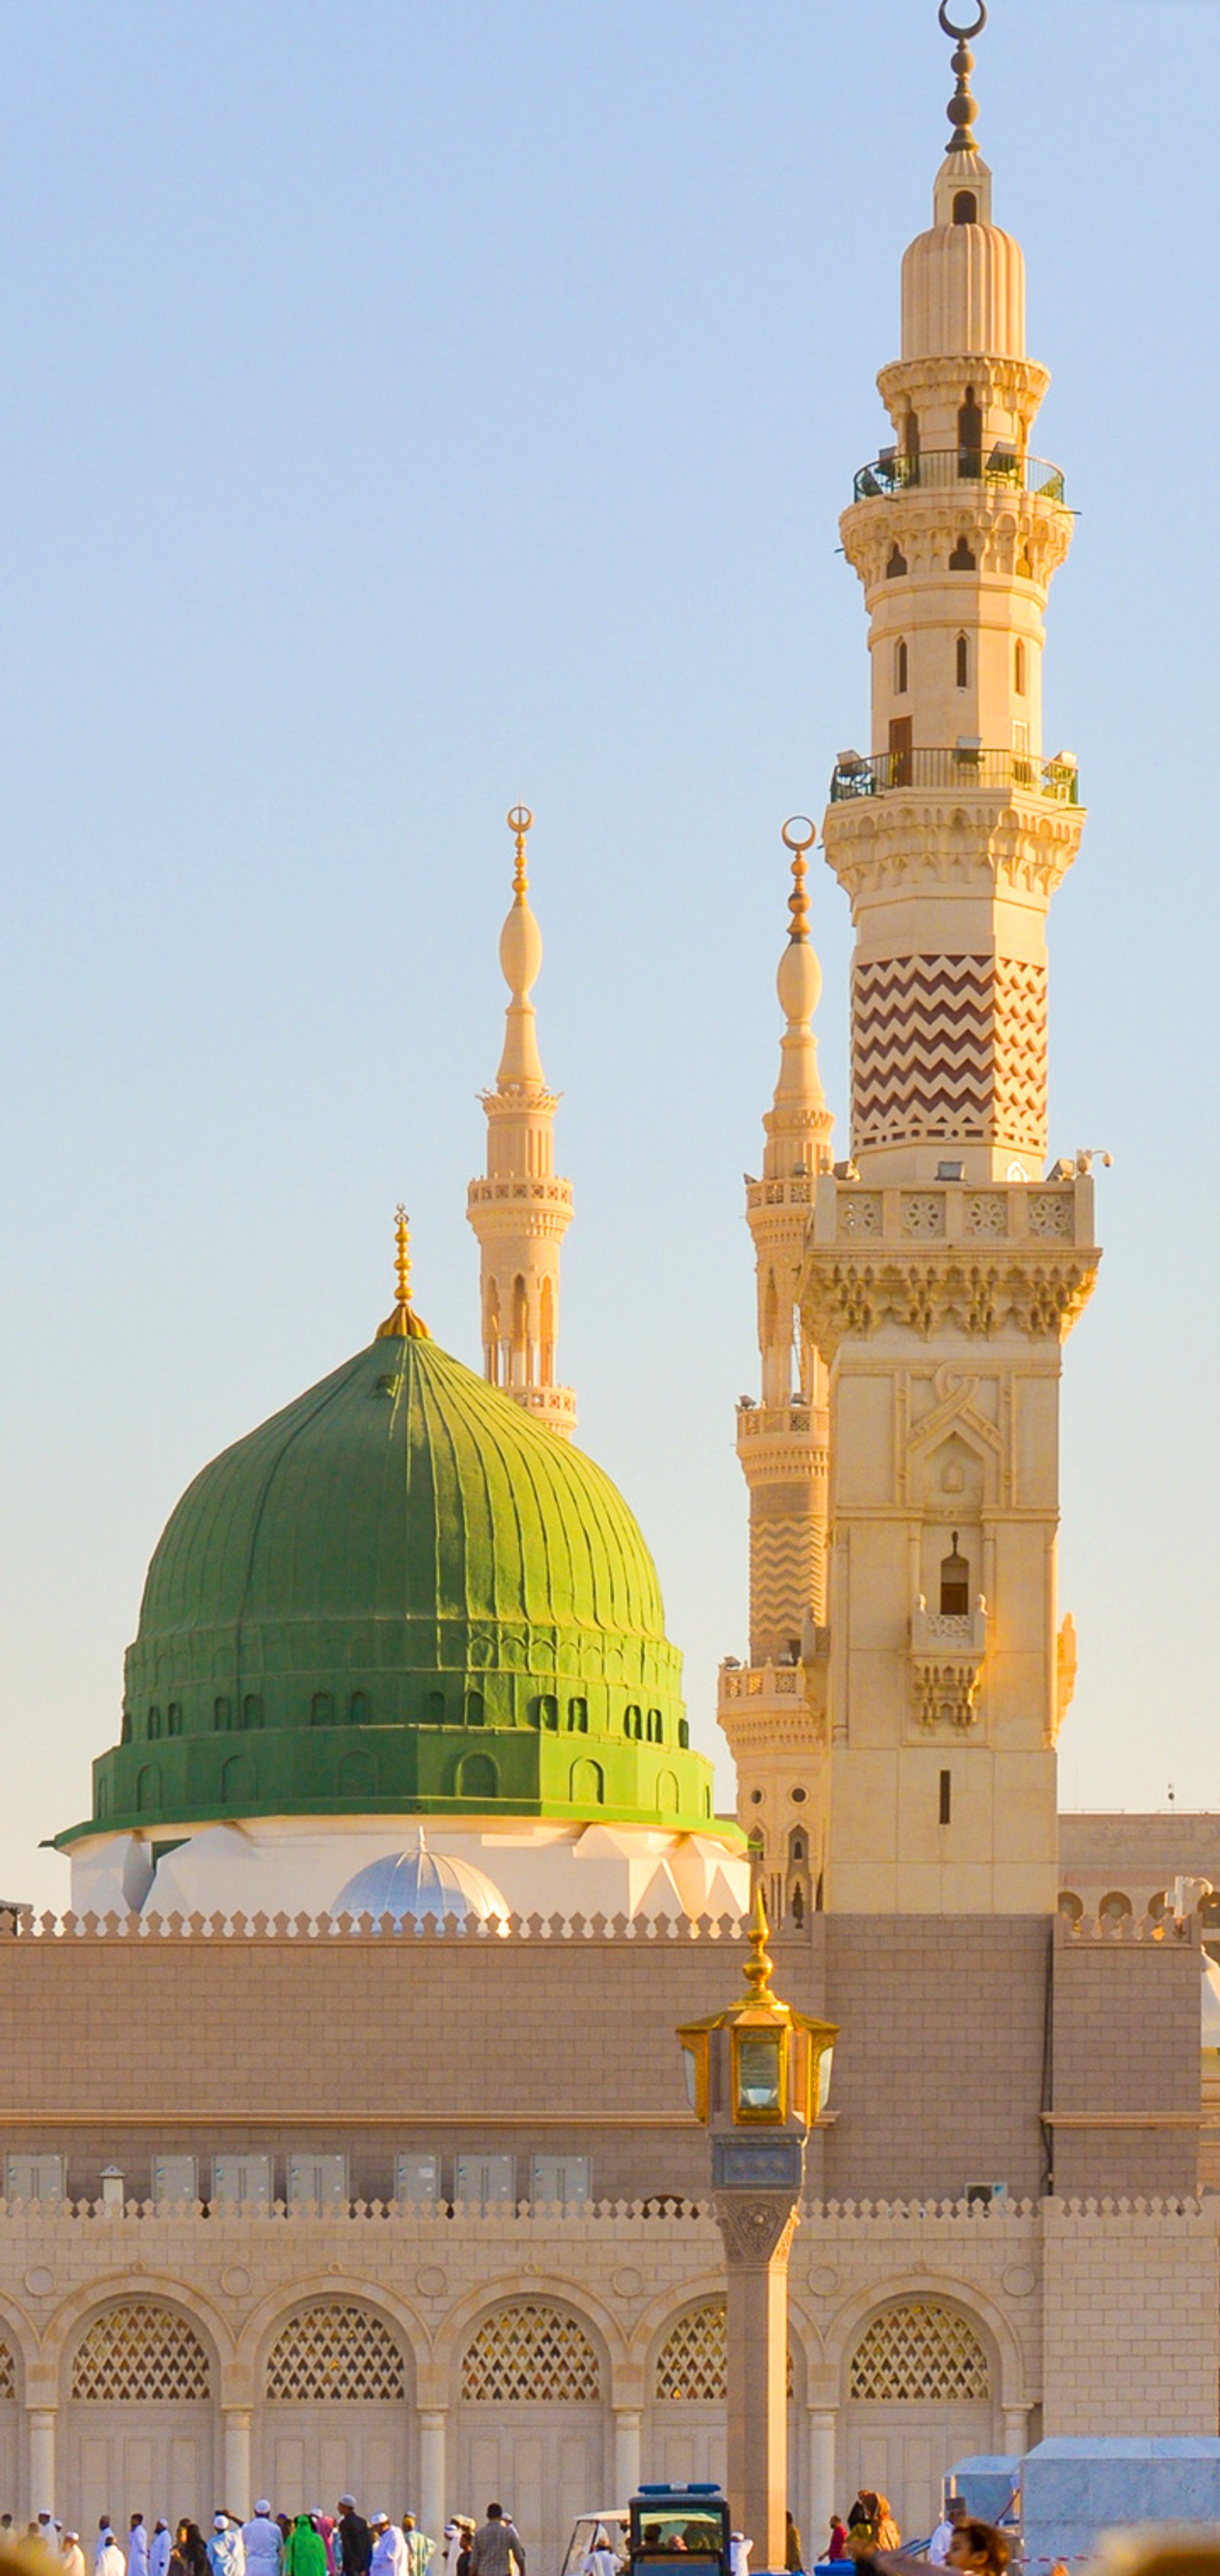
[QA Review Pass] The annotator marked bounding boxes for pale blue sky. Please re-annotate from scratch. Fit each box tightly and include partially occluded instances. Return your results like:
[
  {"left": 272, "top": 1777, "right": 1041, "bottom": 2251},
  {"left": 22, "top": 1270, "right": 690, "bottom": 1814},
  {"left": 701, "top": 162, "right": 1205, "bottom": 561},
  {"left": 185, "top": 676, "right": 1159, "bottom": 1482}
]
[{"left": 0, "top": 0, "right": 1213, "bottom": 1903}]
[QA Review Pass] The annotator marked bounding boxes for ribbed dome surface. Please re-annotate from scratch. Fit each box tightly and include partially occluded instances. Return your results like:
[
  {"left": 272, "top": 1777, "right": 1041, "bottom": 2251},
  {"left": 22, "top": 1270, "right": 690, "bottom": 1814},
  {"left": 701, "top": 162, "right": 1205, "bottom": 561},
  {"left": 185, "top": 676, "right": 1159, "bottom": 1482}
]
[
  {"left": 333, "top": 1834, "right": 508, "bottom": 1925},
  {"left": 140, "top": 1332, "right": 665, "bottom": 1646},
  {"left": 65, "top": 1329, "right": 713, "bottom": 1842}
]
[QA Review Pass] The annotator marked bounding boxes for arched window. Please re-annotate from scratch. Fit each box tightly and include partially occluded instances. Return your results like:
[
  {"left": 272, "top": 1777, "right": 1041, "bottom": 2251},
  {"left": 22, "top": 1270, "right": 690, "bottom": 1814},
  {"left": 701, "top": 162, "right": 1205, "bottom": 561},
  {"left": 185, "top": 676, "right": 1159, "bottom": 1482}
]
[
  {"left": 311, "top": 1692, "right": 334, "bottom": 1727},
  {"left": 461, "top": 2304, "right": 601, "bottom": 2403},
  {"left": 458, "top": 1752, "right": 498, "bottom": 1801},
  {"left": 886, "top": 543, "right": 908, "bottom": 579},
  {"left": 949, "top": 536, "right": 977, "bottom": 571},
  {"left": 147, "top": 1706, "right": 162, "bottom": 1741},
  {"left": 348, "top": 1691, "right": 369, "bottom": 1726},
  {"left": 679, "top": 1719, "right": 690, "bottom": 1748},
  {"left": 485, "top": 1279, "right": 501, "bottom": 1386},
  {"left": 1100, "top": 1890, "right": 1132, "bottom": 1922},
  {"left": 894, "top": 638, "right": 908, "bottom": 695},
  {"left": 901, "top": 409, "right": 920, "bottom": 465},
  {"left": 849, "top": 2301, "right": 990, "bottom": 2402},
  {"left": 625, "top": 1705, "right": 642, "bottom": 1740},
  {"left": 511, "top": 1274, "right": 528, "bottom": 1360},
  {"left": 465, "top": 1691, "right": 485, "bottom": 1726},
  {"left": 570, "top": 1757, "right": 604, "bottom": 1807},
  {"left": 221, "top": 1753, "right": 254, "bottom": 1806},
  {"left": 120, "top": 1706, "right": 132, "bottom": 1746},
  {"left": 241, "top": 1694, "right": 263, "bottom": 1731},
  {"left": 657, "top": 1770, "right": 680, "bottom": 1815},
  {"left": 1015, "top": 637, "right": 1026, "bottom": 694},
  {"left": 1057, "top": 1890, "right": 1084, "bottom": 1923},
  {"left": 72, "top": 2305, "right": 211, "bottom": 2403},
  {"left": 939, "top": 1534, "right": 971, "bottom": 1616},
  {"left": 654, "top": 2302, "right": 795, "bottom": 2403},
  {"left": 427, "top": 1691, "right": 446, "bottom": 1724},
  {"left": 338, "top": 1748, "right": 376, "bottom": 1799},
  {"left": 567, "top": 1698, "right": 588, "bottom": 1733},
  {"left": 214, "top": 1697, "right": 232, "bottom": 1733},
  {"left": 265, "top": 2303, "right": 406, "bottom": 2402},
  {"left": 953, "top": 189, "right": 978, "bottom": 224},
  {"left": 958, "top": 387, "right": 984, "bottom": 476},
  {"left": 956, "top": 632, "right": 969, "bottom": 689},
  {"left": 540, "top": 1276, "right": 556, "bottom": 1382},
  {"left": 167, "top": 1704, "right": 182, "bottom": 1737},
  {"left": 136, "top": 1764, "right": 161, "bottom": 1813}
]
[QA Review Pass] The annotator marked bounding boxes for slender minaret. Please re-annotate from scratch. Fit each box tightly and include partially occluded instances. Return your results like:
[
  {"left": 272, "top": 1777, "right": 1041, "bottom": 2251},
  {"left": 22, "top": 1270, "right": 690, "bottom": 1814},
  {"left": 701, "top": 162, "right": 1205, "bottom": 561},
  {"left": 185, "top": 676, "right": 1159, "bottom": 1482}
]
[
  {"left": 467, "top": 806, "right": 576, "bottom": 1437},
  {"left": 801, "top": 7, "right": 1100, "bottom": 1913},
  {"left": 718, "top": 822, "right": 835, "bottom": 1926}
]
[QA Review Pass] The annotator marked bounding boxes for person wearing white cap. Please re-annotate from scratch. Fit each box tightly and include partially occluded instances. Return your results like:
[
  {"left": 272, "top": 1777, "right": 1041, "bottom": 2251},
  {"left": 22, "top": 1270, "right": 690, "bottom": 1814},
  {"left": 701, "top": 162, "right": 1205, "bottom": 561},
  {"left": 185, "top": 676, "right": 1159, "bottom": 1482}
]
[
  {"left": 370, "top": 2521, "right": 407, "bottom": 2576},
  {"left": 241, "top": 2510, "right": 282, "bottom": 2576},
  {"left": 63, "top": 2537, "right": 87, "bottom": 2576},
  {"left": 150, "top": 2528, "right": 172, "bottom": 2576},
  {"left": 207, "top": 2520, "right": 245, "bottom": 2576}
]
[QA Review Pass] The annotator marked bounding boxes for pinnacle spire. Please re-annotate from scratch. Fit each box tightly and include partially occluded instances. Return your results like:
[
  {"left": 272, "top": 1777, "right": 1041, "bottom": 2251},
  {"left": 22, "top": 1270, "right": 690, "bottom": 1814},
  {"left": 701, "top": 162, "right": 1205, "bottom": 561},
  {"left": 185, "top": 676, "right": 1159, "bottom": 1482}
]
[
  {"left": 772, "top": 819, "right": 828, "bottom": 1119},
  {"left": 375, "top": 1204, "right": 432, "bottom": 1341},
  {"left": 939, "top": 1, "right": 986, "bottom": 154},
  {"left": 497, "top": 804, "right": 545, "bottom": 1086}
]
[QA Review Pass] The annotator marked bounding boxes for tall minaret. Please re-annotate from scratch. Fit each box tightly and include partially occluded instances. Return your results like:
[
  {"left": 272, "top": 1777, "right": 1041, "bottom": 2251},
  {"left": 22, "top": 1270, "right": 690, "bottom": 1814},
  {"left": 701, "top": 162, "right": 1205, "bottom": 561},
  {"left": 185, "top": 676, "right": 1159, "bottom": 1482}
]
[
  {"left": 801, "top": 8, "right": 1100, "bottom": 1914},
  {"left": 718, "top": 821, "right": 835, "bottom": 1926},
  {"left": 467, "top": 806, "right": 576, "bottom": 1437}
]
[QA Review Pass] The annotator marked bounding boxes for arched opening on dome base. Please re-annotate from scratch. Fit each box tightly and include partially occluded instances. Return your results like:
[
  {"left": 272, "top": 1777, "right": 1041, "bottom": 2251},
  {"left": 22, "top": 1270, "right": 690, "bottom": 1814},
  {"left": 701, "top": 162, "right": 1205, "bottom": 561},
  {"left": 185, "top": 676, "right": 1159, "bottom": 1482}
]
[
  {"left": 456, "top": 1752, "right": 499, "bottom": 1802},
  {"left": 256, "top": 2299, "right": 415, "bottom": 2521},
  {"left": 840, "top": 2297, "right": 997, "bottom": 2542},
  {"left": 337, "top": 1748, "right": 377, "bottom": 1800},
  {"left": 221, "top": 1753, "right": 255, "bottom": 1807},
  {"left": 136, "top": 1763, "right": 161, "bottom": 1813},
  {"left": 644, "top": 2301, "right": 802, "bottom": 2532},
  {"left": 570, "top": 1757, "right": 603, "bottom": 1807},
  {"left": 63, "top": 2300, "right": 215, "bottom": 2536},
  {"left": 454, "top": 2301, "right": 608, "bottom": 2574}
]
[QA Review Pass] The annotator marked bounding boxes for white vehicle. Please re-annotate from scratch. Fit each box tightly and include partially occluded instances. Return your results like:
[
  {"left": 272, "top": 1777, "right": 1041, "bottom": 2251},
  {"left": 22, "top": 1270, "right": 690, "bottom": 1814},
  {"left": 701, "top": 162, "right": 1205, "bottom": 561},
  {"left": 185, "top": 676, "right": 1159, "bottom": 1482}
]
[{"left": 558, "top": 2516, "right": 629, "bottom": 2576}]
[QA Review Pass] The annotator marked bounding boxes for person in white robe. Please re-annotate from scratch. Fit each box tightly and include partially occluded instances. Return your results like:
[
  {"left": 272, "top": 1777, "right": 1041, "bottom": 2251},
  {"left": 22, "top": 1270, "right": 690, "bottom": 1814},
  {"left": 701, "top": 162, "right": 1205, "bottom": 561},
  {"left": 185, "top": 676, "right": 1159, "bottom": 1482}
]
[
  {"left": 150, "top": 2529, "right": 172, "bottom": 2576},
  {"left": 129, "top": 2519, "right": 149, "bottom": 2576},
  {"left": 208, "top": 2521, "right": 245, "bottom": 2576},
  {"left": 241, "top": 2513, "right": 282, "bottom": 2576},
  {"left": 97, "top": 2527, "right": 125, "bottom": 2576},
  {"left": 62, "top": 2536, "right": 87, "bottom": 2576},
  {"left": 370, "top": 2522, "right": 408, "bottom": 2576}
]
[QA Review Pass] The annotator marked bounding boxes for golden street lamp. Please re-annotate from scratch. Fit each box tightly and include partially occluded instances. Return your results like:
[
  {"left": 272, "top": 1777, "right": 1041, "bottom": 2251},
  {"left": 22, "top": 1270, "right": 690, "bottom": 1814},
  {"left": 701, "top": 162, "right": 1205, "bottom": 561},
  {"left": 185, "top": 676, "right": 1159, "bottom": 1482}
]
[{"left": 678, "top": 1891, "right": 837, "bottom": 2571}]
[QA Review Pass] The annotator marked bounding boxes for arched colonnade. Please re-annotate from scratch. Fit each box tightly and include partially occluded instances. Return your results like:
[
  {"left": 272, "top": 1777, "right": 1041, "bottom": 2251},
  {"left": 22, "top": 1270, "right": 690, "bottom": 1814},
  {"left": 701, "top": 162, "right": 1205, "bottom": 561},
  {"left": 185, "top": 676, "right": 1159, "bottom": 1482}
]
[{"left": 0, "top": 2272, "right": 1027, "bottom": 2562}]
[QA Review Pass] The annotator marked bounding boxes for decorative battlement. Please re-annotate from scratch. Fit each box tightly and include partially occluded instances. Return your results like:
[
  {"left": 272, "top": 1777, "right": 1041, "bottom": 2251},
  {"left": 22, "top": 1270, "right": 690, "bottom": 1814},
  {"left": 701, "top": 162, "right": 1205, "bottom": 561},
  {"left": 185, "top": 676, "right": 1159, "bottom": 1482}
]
[
  {"left": 0, "top": 1905, "right": 756, "bottom": 1944},
  {"left": 801, "top": 1173, "right": 1100, "bottom": 1357}
]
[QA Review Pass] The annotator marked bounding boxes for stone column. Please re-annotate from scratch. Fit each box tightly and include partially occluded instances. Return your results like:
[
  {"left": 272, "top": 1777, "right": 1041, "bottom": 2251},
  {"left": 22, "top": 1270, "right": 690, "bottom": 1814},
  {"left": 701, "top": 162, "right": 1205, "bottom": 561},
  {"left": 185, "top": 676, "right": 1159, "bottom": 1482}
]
[
  {"left": 613, "top": 2409, "right": 642, "bottom": 2505},
  {"left": 713, "top": 2192, "right": 801, "bottom": 2571},
  {"left": 419, "top": 2409, "right": 447, "bottom": 2548},
  {"left": 1001, "top": 2406, "right": 1029, "bottom": 2458},
  {"left": 27, "top": 2407, "right": 56, "bottom": 2516},
  {"left": 223, "top": 2409, "right": 252, "bottom": 2520},
  {"left": 806, "top": 2408, "right": 836, "bottom": 2561}
]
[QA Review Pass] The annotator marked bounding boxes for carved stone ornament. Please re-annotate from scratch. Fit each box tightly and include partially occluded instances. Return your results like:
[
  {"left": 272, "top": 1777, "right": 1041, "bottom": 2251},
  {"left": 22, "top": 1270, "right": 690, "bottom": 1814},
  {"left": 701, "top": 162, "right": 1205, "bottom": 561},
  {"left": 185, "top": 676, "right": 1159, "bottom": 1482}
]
[
  {"left": 801, "top": 1248, "right": 1099, "bottom": 1361},
  {"left": 711, "top": 2189, "right": 802, "bottom": 2266},
  {"left": 913, "top": 1657, "right": 982, "bottom": 1730}
]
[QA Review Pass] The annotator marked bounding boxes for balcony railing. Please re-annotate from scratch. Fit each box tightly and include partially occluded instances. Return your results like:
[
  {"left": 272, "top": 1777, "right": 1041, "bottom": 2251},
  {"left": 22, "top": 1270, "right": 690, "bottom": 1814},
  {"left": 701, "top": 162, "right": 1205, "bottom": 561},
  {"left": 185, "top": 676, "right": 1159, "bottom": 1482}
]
[
  {"left": 829, "top": 746, "right": 1080, "bottom": 805},
  {"left": 852, "top": 448, "right": 1066, "bottom": 505}
]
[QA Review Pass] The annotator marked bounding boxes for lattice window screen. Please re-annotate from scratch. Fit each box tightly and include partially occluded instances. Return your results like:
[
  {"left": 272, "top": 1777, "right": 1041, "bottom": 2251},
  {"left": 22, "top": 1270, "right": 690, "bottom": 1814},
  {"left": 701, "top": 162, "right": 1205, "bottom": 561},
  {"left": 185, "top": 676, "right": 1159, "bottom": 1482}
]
[
  {"left": 849, "top": 2301, "right": 990, "bottom": 2403},
  {"left": 653, "top": 2301, "right": 795, "bottom": 2401},
  {"left": 0, "top": 2343, "right": 15, "bottom": 2402},
  {"left": 71, "top": 2305, "right": 211, "bottom": 2402},
  {"left": 461, "top": 2304, "right": 601, "bottom": 2403},
  {"left": 265, "top": 2304, "right": 406, "bottom": 2402}
]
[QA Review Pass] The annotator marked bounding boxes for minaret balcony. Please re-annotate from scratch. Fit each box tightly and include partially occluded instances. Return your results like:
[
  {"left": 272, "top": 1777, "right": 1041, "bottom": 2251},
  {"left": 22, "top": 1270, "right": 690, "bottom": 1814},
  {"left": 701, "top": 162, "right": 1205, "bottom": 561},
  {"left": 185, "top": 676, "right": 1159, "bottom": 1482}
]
[
  {"left": 852, "top": 447, "right": 1065, "bottom": 506},
  {"left": 830, "top": 745, "right": 1080, "bottom": 805}
]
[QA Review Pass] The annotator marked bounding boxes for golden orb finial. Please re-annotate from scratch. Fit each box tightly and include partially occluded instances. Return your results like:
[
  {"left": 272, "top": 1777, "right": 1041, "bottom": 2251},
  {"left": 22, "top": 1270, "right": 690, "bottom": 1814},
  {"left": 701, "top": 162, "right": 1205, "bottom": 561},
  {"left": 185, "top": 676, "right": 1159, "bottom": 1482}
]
[
  {"left": 743, "top": 1883, "right": 777, "bottom": 2006},
  {"left": 507, "top": 804, "right": 534, "bottom": 899},
  {"left": 939, "top": 1, "right": 986, "bottom": 155},
  {"left": 375, "top": 1203, "right": 432, "bottom": 1341},
  {"left": 782, "top": 816, "right": 816, "bottom": 943}
]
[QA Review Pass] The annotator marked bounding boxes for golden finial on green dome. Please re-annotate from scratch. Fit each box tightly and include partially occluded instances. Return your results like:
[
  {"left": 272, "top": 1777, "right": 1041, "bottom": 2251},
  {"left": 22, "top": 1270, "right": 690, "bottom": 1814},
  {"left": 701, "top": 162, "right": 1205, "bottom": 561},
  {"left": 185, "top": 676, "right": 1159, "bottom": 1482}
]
[{"left": 376, "top": 1203, "right": 432, "bottom": 1341}]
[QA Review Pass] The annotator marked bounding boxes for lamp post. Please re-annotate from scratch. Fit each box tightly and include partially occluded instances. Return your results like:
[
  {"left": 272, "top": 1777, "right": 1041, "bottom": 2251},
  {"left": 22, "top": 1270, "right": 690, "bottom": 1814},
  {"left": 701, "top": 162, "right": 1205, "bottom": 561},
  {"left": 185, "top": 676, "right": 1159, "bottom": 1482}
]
[{"left": 678, "top": 1891, "right": 836, "bottom": 2573}]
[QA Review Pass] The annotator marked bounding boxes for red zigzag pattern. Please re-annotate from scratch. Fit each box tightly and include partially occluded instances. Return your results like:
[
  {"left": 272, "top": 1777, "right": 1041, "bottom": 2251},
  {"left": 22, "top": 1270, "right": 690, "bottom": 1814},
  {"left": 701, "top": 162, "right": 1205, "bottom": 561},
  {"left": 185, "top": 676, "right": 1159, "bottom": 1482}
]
[{"left": 852, "top": 952, "right": 1047, "bottom": 1153}]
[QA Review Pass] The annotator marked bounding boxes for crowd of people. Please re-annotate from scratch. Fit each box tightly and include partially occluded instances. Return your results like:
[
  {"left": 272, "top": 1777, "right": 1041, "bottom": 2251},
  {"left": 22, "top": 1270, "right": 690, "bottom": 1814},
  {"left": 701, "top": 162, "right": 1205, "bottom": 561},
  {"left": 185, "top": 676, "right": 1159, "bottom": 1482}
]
[{"left": 2, "top": 2502, "right": 525, "bottom": 2576}]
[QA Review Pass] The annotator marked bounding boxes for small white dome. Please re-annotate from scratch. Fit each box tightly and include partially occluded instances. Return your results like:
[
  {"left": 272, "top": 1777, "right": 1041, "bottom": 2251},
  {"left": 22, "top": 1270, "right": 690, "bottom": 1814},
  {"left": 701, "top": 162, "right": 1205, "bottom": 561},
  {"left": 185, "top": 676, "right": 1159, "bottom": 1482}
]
[{"left": 332, "top": 1831, "right": 508, "bottom": 1926}]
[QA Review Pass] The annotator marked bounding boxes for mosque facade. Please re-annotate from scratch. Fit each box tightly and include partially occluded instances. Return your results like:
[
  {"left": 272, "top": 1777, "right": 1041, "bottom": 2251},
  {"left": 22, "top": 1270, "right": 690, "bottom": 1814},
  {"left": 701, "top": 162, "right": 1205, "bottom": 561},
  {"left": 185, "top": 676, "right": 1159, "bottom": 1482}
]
[{"left": 2, "top": 9, "right": 1217, "bottom": 2562}]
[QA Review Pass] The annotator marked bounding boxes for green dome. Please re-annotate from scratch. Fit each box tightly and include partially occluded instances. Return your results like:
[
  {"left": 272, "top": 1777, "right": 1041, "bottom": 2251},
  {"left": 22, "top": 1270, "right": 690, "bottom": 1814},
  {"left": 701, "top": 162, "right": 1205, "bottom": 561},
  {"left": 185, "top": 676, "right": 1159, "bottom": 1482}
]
[{"left": 62, "top": 1331, "right": 717, "bottom": 1841}]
